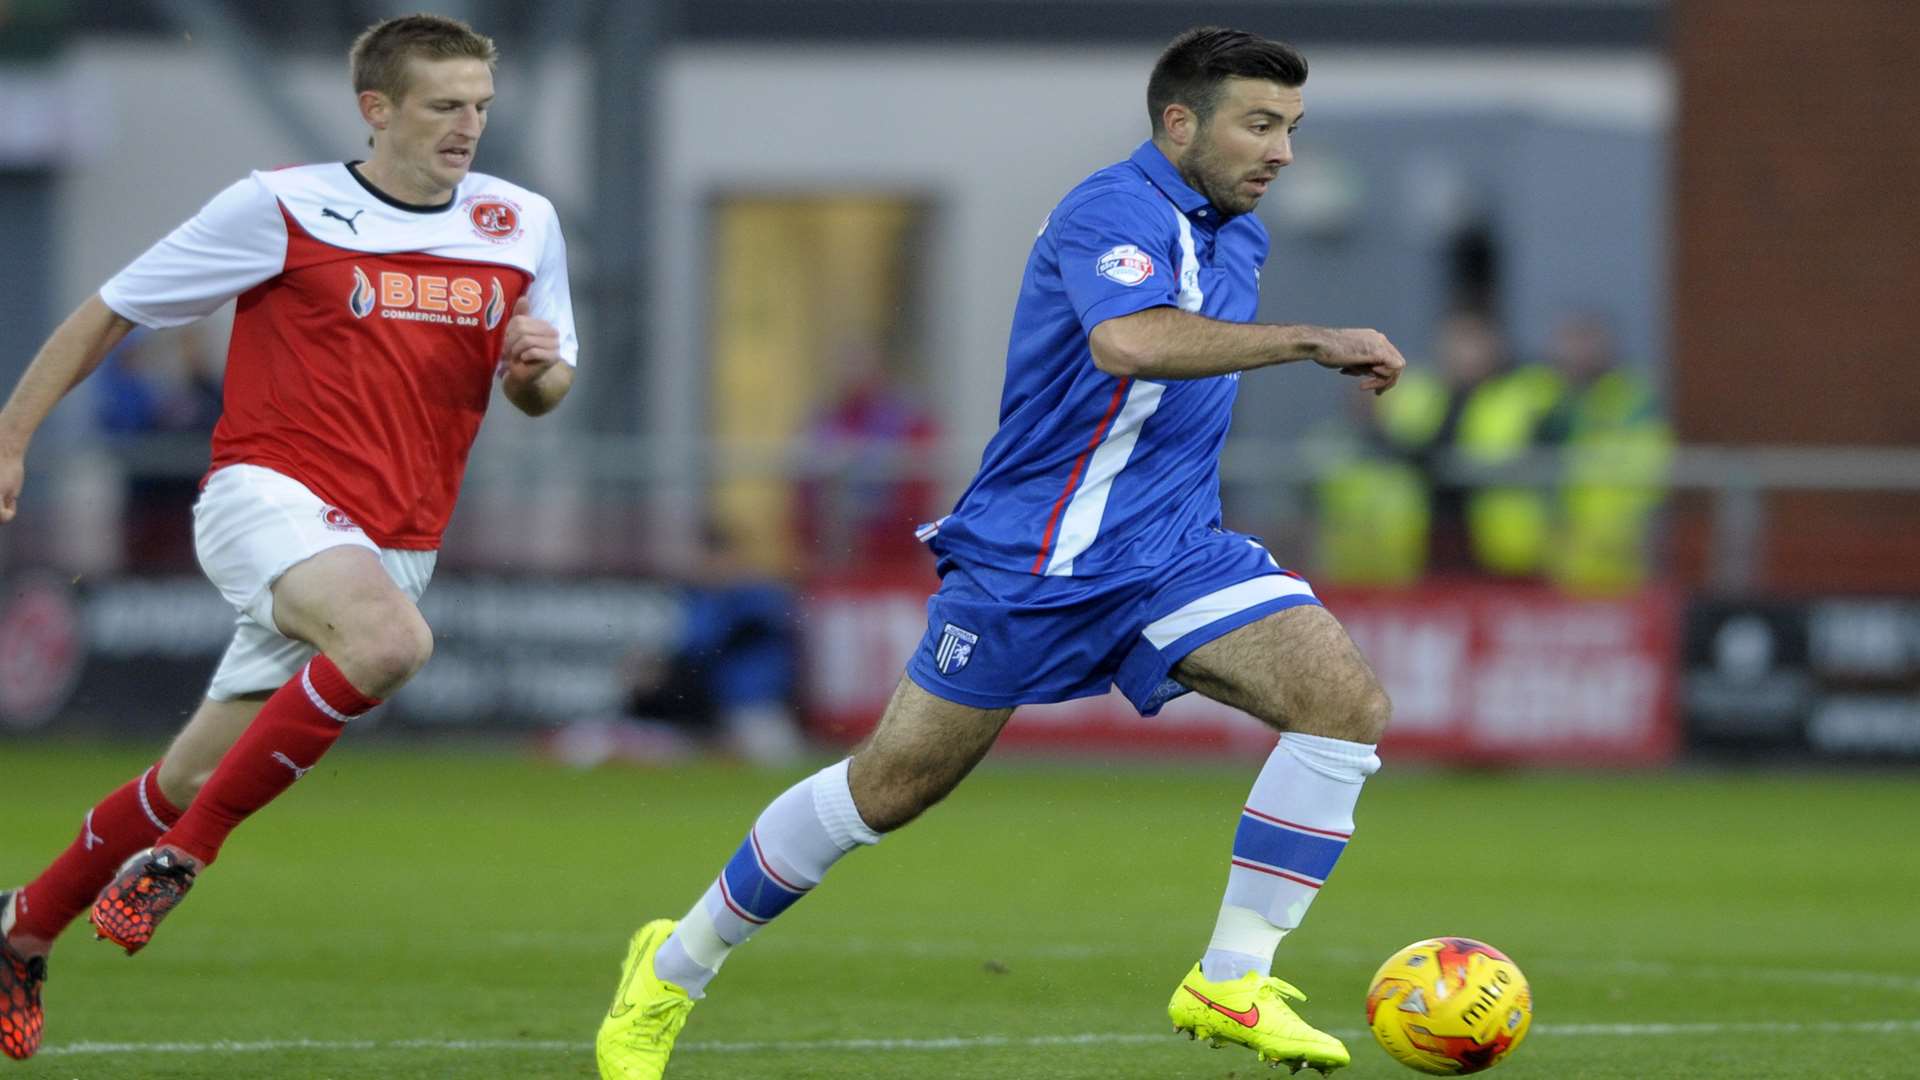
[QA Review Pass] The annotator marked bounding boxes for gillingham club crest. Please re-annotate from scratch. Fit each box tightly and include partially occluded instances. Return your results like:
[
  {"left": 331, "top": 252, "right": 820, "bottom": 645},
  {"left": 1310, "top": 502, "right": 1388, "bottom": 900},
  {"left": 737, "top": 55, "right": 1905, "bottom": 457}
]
[{"left": 935, "top": 623, "right": 979, "bottom": 676}]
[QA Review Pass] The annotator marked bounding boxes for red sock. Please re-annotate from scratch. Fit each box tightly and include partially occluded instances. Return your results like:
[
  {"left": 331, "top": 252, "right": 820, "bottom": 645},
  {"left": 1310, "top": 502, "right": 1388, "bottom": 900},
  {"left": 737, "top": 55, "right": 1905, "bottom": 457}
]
[
  {"left": 10, "top": 764, "right": 181, "bottom": 947},
  {"left": 159, "top": 656, "right": 379, "bottom": 867}
]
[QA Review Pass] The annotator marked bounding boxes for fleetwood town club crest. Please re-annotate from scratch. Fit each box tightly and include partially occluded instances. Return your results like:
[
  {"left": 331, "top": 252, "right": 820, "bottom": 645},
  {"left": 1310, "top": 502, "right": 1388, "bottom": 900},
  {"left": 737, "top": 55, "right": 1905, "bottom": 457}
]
[
  {"left": 463, "top": 195, "right": 523, "bottom": 243},
  {"left": 319, "top": 506, "right": 360, "bottom": 532},
  {"left": 935, "top": 623, "right": 979, "bottom": 676}
]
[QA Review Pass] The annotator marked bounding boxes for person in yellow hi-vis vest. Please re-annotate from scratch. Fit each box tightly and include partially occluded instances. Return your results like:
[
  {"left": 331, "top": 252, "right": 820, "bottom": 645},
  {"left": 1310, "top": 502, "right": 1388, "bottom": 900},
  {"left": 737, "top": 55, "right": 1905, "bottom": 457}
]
[
  {"left": 1456, "top": 363, "right": 1565, "bottom": 578},
  {"left": 1328, "top": 311, "right": 1668, "bottom": 588},
  {"left": 1535, "top": 313, "right": 1672, "bottom": 593},
  {"left": 1309, "top": 388, "right": 1431, "bottom": 586},
  {"left": 1369, "top": 311, "right": 1561, "bottom": 578},
  {"left": 1317, "top": 311, "right": 1547, "bottom": 584}
]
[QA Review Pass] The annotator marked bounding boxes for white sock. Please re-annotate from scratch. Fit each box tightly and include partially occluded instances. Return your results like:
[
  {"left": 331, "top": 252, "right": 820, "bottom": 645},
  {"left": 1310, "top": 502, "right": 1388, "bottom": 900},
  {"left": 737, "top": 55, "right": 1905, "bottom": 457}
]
[
  {"left": 654, "top": 759, "right": 879, "bottom": 997},
  {"left": 1200, "top": 733, "right": 1380, "bottom": 983}
]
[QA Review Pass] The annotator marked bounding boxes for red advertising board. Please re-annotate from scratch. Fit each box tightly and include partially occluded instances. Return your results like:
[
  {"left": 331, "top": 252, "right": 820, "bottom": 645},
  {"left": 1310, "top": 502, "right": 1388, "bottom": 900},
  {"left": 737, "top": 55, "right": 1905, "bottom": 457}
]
[{"left": 800, "top": 578, "right": 1680, "bottom": 765}]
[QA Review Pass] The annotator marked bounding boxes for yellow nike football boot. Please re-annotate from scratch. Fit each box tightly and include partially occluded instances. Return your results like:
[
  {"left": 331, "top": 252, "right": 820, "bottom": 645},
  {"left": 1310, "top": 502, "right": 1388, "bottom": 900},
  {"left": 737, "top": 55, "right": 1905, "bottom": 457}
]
[
  {"left": 596, "top": 920, "right": 695, "bottom": 1080},
  {"left": 1168, "top": 963, "right": 1351, "bottom": 1075}
]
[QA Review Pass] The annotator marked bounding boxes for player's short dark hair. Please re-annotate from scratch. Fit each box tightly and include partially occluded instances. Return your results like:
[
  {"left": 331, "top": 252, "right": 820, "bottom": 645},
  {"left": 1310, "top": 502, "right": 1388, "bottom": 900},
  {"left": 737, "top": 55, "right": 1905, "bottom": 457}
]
[
  {"left": 350, "top": 13, "right": 497, "bottom": 103},
  {"left": 1147, "top": 27, "right": 1307, "bottom": 135}
]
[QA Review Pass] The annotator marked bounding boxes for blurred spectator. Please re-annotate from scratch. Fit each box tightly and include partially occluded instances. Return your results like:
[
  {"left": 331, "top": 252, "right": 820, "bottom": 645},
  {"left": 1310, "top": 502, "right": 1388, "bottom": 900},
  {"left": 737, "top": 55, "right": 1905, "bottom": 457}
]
[
  {"left": 1309, "top": 387, "right": 1430, "bottom": 587},
  {"left": 556, "top": 522, "right": 806, "bottom": 766},
  {"left": 792, "top": 339, "right": 940, "bottom": 574},
  {"left": 1360, "top": 310, "right": 1671, "bottom": 591},
  {"left": 93, "top": 324, "right": 222, "bottom": 571},
  {"left": 1377, "top": 310, "right": 1560, "bottom": 579},
  {"left": 1535, "top": 311, "right": 1672, "bottom": 593}
]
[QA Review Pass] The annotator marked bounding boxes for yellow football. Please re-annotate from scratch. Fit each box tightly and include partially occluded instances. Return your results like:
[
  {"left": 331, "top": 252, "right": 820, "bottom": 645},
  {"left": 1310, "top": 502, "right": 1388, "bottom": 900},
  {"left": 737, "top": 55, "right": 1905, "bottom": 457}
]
[{"left": 1365, "top": 937, "right": 1532, "bottom": 1074}]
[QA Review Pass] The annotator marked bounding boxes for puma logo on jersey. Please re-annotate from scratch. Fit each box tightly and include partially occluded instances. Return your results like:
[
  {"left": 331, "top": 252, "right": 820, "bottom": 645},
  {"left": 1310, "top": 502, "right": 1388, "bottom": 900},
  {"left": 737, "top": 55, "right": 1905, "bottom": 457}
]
[
  {"left": 321, "top": 207, "right": 364, "bottom": 234},
  {"left": 348, "top": 266, "right": 507, "bottom": 329}
]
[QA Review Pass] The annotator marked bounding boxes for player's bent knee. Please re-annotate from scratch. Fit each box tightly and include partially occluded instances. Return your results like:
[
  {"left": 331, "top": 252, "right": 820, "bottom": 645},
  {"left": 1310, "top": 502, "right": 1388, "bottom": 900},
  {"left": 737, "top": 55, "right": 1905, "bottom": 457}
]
[
  {"left": 1291, "top": 667, "right": 1392, "bottom": 744},
  {"left": 332, "top": 610, "right": 434, "bottom": 698},
  {"left": 1350, "top": 679, "right": 1393, "bottom": 744},
  {"left": 850, "top": 685, "right": 1006, "bottom": 832}
]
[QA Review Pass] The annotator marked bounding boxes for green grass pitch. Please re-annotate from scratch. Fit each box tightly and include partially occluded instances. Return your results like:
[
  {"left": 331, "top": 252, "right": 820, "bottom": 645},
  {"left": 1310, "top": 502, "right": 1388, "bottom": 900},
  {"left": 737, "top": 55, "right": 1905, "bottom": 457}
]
[{"left": 3, "top": 741, "right": 1917, "bottom": 1078}]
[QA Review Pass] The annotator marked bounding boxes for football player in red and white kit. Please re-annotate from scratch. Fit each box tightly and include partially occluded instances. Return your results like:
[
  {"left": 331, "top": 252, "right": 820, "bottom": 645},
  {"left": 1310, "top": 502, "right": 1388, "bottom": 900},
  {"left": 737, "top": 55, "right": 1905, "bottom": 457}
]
[{"left": 0, "top": 15, "right": 576, "bottom": 1059}]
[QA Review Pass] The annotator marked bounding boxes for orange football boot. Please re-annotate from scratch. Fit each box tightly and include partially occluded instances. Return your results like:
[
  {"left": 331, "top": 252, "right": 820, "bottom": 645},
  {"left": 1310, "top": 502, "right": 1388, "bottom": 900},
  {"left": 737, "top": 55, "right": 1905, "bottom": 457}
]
[{"left": 90, "top": 847, "right": 199, "bottom": 955}]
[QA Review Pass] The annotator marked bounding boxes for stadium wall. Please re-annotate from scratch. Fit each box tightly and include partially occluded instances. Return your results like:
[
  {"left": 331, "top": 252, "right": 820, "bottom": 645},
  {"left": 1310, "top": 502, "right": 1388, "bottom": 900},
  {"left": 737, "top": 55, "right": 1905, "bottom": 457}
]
[{"left": 1671, "top": 1, "right": 1920, "bottom": 591}]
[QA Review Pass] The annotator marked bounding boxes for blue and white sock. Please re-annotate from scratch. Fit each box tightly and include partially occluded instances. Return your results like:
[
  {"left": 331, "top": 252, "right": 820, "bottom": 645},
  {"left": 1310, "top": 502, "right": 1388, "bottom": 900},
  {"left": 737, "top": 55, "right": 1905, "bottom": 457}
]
[
  {"left": 1201, "top": 732, "right": 1381, "bottom": 984},
  {"left": 654, "top": 758, "right": 879, "bottom": 997}
]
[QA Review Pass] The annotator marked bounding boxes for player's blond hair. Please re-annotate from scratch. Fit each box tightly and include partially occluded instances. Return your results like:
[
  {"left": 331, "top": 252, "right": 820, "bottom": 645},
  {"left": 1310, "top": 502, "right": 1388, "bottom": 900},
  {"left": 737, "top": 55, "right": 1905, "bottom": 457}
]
[{"left": 350, "top": 13, "right": 497, "bottom": 104}]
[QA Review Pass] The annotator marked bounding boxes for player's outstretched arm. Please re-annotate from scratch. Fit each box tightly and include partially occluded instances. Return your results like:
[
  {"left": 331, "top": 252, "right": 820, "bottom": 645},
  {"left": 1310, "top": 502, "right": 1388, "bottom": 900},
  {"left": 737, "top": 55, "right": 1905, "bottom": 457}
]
[
  {"left": 1089, "top": 306, "right": 1403, "bottom": 392},
  {"left": 0, "top": 295, "right": 138, "bottom": 523}
]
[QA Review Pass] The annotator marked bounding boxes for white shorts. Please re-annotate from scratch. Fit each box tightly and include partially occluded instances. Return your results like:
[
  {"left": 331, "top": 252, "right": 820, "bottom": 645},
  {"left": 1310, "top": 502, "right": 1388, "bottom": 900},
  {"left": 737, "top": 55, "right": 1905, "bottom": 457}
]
[{"left": 193, "top": 464, "right": 436, "bottom": 701}]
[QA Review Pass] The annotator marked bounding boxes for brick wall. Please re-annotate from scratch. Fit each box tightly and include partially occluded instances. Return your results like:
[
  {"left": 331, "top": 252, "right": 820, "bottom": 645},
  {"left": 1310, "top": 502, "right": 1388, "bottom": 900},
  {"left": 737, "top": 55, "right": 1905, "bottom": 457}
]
[{"left": 1671, "top": 1, "right": 1920, "bottom": 590}]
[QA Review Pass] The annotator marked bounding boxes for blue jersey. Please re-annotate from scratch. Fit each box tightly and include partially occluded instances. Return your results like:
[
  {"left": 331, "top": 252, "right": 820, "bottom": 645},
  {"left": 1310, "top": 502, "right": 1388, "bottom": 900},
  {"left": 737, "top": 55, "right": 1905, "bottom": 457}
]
[{"left": 923, "top": 140, "right": 1268, "bottom": 577}]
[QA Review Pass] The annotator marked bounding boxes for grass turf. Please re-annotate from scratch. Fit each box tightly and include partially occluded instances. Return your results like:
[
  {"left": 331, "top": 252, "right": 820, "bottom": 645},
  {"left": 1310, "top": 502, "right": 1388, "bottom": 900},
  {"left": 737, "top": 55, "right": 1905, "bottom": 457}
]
[{"left": 2, "top": 741, "right": 1917, "bottom": 1078}]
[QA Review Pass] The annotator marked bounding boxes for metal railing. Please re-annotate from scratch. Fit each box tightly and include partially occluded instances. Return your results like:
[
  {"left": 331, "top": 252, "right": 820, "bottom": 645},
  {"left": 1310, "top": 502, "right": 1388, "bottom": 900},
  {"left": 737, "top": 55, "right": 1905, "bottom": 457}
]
[{"left": 10, "top": 432, "right": 1919, "bottom": 591}]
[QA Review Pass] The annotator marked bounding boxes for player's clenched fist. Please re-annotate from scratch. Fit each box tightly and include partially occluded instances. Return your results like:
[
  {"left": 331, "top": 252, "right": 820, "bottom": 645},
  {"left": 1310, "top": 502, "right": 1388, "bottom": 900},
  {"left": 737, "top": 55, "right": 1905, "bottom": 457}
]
[
  {"left": 1313, "top": 328, "right": 1405, "bottom": 395},
  {"left": 502, "top": 295, "right": 561, "bottom": 379}
]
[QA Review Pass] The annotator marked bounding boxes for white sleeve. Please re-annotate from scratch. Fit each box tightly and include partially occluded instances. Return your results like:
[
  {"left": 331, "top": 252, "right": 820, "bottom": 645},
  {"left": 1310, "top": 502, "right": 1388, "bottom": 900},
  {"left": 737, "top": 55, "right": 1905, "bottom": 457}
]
[
  {"left": 98, "top": 174, "right": 289, "bottom": 329},
  {"left": 529, "top": 199, "right": 580, "bottom": 367}
]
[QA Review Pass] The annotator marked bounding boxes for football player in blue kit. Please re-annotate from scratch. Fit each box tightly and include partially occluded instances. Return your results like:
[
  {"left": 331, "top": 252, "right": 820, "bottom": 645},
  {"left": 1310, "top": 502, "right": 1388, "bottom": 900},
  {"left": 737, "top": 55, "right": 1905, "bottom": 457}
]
[{"left": 597, "top": 25, "right": 1406, "bottom": 1079}]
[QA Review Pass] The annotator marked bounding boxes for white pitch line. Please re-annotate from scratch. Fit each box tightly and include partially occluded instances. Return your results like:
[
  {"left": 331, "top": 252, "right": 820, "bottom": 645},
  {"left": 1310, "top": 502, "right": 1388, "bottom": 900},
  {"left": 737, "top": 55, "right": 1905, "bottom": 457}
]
[
  {"left": 1543, "top": 1020, "right": 1920, "bottom": 1038},
  {"left": 34, "top": 1019, "right": 1920, "bottom": 1058},
  {"left": 1580, "top": 960, "right": 1920, "bottom": 995}
]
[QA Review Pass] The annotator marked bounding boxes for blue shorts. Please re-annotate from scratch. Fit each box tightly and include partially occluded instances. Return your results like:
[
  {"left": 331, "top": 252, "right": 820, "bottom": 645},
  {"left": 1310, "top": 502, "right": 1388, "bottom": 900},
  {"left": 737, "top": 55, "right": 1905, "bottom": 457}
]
[{"left": 907, "top": 529, "right": 1321, "bottom": 716}]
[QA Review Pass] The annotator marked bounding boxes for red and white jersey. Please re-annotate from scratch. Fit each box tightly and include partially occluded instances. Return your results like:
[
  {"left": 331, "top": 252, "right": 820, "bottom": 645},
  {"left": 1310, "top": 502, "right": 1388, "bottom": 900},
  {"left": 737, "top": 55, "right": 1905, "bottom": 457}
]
[{"left": 99, "top": 162, "right": 578, "bottom": 550}]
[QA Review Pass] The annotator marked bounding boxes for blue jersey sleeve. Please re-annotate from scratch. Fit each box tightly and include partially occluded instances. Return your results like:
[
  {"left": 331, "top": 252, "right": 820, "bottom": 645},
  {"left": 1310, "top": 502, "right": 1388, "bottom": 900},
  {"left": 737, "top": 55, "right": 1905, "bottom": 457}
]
[{"left": 1050, "top": 191, "right": 1180, "bottom": 335}]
